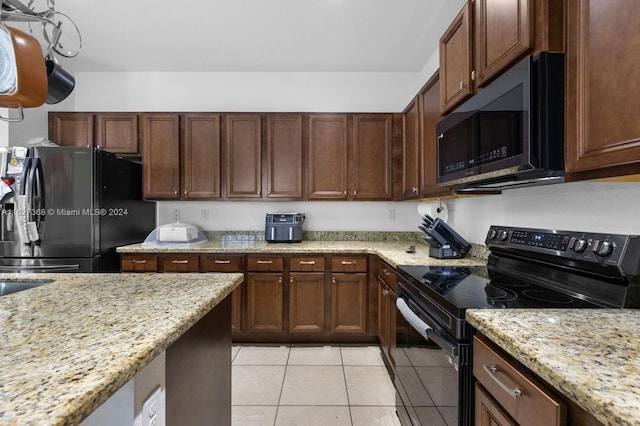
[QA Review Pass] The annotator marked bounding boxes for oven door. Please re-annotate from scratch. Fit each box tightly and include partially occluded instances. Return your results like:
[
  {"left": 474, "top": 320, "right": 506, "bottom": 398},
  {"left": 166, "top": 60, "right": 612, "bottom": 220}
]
[{"left": 395, "top": 288, "right": 472, "bottom": 426}]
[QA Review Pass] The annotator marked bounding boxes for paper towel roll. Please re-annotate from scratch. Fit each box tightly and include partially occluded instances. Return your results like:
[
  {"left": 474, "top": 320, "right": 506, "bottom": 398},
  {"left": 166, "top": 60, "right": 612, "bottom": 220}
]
[{"left": 417, "top": 201, "right": 449, "bottom": 222}]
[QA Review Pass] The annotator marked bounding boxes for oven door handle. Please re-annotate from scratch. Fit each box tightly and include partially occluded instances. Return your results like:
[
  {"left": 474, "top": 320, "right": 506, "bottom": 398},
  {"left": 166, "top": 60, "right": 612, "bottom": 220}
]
[
  {"left": 396, "top": 297, "right": 431, "bottom": 340},
  {"left": 396, "top": 297, "right": 459, "bottom": 361}
]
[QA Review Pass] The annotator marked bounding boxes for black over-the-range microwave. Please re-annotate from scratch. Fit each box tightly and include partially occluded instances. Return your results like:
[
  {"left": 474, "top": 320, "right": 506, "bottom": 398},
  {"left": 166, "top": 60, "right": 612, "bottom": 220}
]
[{"left": 436, "top": 52, "right": 564, "bottom": 193}]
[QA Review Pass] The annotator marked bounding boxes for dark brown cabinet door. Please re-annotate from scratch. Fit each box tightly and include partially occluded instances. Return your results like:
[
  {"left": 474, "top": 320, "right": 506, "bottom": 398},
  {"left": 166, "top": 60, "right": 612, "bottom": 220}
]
[
  {"left": 402, "top": 99, "right": 420, "bottom": 199},
  {"left": 565, "top": 0, "right": 640, "bottom": 179},
  {"left": 377, "top": 277, "right": 390, "bottom": 352},
  {"left": 289, "top": 272, "right": 325, "bottom": 333},
  {"left": 266, "top": 114, "right": 304, "bottom": 199},
  {"left": 473, "top": 0, "right": 532, "bottom": 87},
  {"left": 225, "top": 114, "right": 262, "bottom": 198},
  {"left": 49, "top": 112, "right": 94, "bottom": 147},
  {"left": 95, "top": 113, "right": 139, "bottom": 155},
  {"left": 351, "top": 114, "right": 393, "bottom": 200},
  {"left": 307, "top": 114, "right": 348, "bottom": 199},
  {"left": 419, "top": 74, "right": 452, "bottom": 197},
  {"left": 231, "top": 287, "right": 242, "bottom": 334},
  {"left": 182, "top": 113, "right": 221, "bottom": 199},
  {"left": 330, "top": 273, "right": 367, "bottom": 334},
  {"left": 142, "top": 113, "right": 180, "bottom": 199},
  {"left": 246, "top": 272, "right": 283, "bottom": 333},
  {"left": 440, "top": 3, "right": 473, "bottom": 114},
  {"left": 475, "top": 384, "right": 517, "bottom": 426}
]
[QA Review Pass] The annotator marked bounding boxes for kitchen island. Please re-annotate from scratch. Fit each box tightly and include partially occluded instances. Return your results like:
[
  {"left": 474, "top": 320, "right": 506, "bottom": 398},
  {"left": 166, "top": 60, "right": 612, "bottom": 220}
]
[
  {"left": 467, "top": 309, "right": 640, "bottom": 426},
  {"left": 0, "top": 272, "right": 243, "bottom": 425}
]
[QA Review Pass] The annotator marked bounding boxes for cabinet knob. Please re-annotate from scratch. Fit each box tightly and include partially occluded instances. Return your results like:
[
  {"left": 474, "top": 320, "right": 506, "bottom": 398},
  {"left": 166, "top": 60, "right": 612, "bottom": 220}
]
[
  {"left": 471, "top": 70, "right": 477, "bottom": 81},
  {"left": 257, "top": 190, "right": 261, "bottom": 195},
  {"left": 174, "top": 190, "right": 178, "bottom": 195},
  {"left": 290, "top": 277, "right": 294, "bottom": 284},
  {"left": 343, "top": 190, "right": 347, "bottom": 196},
  {"left": 353, "top": 190, "right": 356, "bottom": 196},
  {"left": 413, "top": 187, "right": 418, "bottom": 193}
]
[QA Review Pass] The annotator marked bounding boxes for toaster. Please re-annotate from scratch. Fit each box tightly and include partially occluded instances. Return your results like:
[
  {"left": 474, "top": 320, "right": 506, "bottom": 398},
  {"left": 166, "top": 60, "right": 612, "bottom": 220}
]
[{"left": 265, "top": 213, "right": 305, "bottom": 243}]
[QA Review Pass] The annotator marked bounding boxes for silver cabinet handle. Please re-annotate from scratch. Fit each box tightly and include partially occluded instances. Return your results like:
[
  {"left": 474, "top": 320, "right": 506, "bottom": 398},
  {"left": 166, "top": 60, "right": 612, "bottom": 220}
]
[
  {"left": 214, "top": 260, "right": 231, "bottom": 264},
  {"left": 341, "top": 261, "right": 357, "bottom": 265},
  {"left": 171, "top": 260, "right": 189, "bottom": 264},
  {"left": 483, "top": 365, "right": 522, "bottom": 399},
  {"left": 471, "top": 70, "right": 477, "bottom": 80},
  {"left": 256, "top": 260, "right": 273, "bottom": 264},
  {"left": 299, "top": 261, "right": 316, "bottom": 265},
  {"left": 131, "top": 260, "right": 147, "bottom": 264}
]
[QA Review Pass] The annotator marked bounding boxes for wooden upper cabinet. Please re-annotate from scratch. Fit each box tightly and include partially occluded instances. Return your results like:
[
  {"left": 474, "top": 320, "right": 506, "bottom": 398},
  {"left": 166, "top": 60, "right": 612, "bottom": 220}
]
[
  {"left": 440, "top": 0, "right": 562, "bottom": 114},
  {"left": 182, "top": 113, "right": 221, "bottom": 199},
  {"left": 351, "top": 114, "right": 393, "bottom": 200},
  {"left": 419, "top": 74, "right": 452, "bottom": 198},
  {"left": 95, "top": 113, "right": 139, "bottom": 155},
  {"left": 142, "top": 113, "right": 180, "bottom": 199},
  {"left": 225, "top": 114, "right": 262, "bottom": 198},
  {"left": 440, "top": 3, "right": 473, "bottom": 114},
  {"left": 49, "top": 112, "right": 140, "bottom": 156},
  {"left": 402, "top": 98, "right": 420, "bottom": 199},
  {"left": 266, "top": 114, "right": 304, "bottom": 199},
  {"left": 565, "top": 0, "right": 640, "bottom": 180},
  {"left": 49, "top": 112, "right": 94, "bottom": 148},
  {"left": 473, "top": 0, "right": 532, "bottom": 87},
  {"left": 307, "top": 114, "right": 349, "bottom": 200}
]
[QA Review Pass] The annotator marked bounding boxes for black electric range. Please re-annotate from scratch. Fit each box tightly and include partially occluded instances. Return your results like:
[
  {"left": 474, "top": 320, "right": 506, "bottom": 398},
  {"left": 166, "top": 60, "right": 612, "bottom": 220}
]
[{"left": 393, "top": 226, "right": 640, "bottom": 426}]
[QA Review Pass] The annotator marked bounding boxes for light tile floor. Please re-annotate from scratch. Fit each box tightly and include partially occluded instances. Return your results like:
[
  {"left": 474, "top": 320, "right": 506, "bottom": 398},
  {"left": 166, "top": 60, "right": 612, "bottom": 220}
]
[{"left": 232, "top": 344, "right": 403, "bottom": 426}]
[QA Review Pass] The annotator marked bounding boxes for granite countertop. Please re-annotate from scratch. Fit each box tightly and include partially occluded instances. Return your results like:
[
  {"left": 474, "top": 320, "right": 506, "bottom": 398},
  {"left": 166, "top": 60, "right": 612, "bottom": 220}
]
[
  {"left": 0, "top": 272, "right": 243, "bottom": 425},
  {"left": 467, "top": 309, "right": 640, "bottom": 426},
  {"left": 117, "top": 240, "right": 488, "bottom": 268}
]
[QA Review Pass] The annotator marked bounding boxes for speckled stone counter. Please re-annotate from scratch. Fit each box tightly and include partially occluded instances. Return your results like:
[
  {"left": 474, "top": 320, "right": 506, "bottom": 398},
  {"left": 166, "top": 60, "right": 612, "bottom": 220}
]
[
  {"left": 117, "top": 240, "right": 487, "bottom": 268},
  {"left": 0, "top": 272, "right": 243, "bottom": 425},
  {"left": 467, "top": 309, "right": 640, "bottom": 426}
]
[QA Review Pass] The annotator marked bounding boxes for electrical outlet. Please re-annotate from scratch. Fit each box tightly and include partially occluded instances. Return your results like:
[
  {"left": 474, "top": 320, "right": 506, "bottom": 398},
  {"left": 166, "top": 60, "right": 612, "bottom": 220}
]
[
  {"left": 173, "top": 209, "right": 181, "bottom": 222},
  {"left": 142, "top": 387, "right": 163, "bottom": 426},
  {"left": 388, "top": 209, "right": 396, "bottom": 221},
  {"left": 201, "top": 209, "right": 210, "bottom": 221}
]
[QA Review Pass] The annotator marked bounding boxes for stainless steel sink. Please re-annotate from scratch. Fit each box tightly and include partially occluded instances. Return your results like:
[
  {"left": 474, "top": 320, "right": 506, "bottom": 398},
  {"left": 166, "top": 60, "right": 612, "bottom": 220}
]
[{"left": 0, "top": 280, "right": 54, "bottom": 297}]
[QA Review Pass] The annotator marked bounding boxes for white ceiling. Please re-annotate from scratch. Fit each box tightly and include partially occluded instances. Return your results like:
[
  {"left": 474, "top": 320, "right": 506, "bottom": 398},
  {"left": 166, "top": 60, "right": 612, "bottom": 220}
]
[{"left": 19, "top": 0, "right": 465, "bottom": 73}]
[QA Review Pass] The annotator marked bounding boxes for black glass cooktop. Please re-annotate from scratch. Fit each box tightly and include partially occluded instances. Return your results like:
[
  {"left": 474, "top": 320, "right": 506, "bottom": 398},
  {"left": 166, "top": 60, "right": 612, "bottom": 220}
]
[{"left": 397, "top": 265, "right": 603, "bottom": 316}]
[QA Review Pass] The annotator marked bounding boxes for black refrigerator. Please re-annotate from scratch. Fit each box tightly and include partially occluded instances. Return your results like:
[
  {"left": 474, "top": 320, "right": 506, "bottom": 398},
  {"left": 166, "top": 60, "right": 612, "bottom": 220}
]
[{"left": 0, "top": 147, "right": 155, "bottom": 272}]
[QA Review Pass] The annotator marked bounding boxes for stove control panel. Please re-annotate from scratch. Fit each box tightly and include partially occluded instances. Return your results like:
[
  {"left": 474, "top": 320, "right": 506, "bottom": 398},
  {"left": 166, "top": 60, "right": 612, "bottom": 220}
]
[{"left": 485, "top": 226, "right": 640, "bottom": 273}]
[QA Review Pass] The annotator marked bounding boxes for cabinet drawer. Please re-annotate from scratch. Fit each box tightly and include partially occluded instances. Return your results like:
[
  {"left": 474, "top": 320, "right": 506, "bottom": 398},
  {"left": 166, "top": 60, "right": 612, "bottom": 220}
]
[
  {"left": 247, "top": 256, "right": 284, "bottom": 272},
  {"left": 473, "top": 336, "right": 565, "bottom": 426},
  {"left": 331, "top": 256, "right": 367, "bottom": 273},
  {"left": 200, "top": 254, "right": 244, "bottom": 272},
  {"left": 158, "top": 254, "right": 200, "bottom": 272},
  {"left": 121, "top": 254, "right": 158, "bottom": 272},
  {"left": 377, "top": 260, "right": 396, "bottom": 289},
  {"left": 290, "top": 256, "right": 325, "bottom": 272}
]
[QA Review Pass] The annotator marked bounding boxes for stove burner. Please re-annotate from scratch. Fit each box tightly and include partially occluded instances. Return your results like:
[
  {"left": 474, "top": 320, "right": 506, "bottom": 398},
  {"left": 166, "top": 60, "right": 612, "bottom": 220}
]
[
  {"left": 522, "top": 290, "right": 574, "bottom": 304},
  {"left": 483, "top": 285, "right": 518, "bottom": 302},
  {"left": 423, "top": 269, "right": 467, "bottom": 279}
]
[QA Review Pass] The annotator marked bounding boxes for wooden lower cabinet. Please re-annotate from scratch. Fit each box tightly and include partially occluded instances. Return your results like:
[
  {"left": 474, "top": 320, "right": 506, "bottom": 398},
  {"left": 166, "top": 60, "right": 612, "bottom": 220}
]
[
  {"left": 377, "top": 259, "right": 397, "bottom": 367},
  {"left": 121, "top": 252, "right": 376, "bottom": 342},
  {"left": 246, "top": 272, "right": 284, "bottom": 333},
  {"left": 475, "top": 383, "right": 517, "bottom": 426},
  {"left": 289, "top": 272, "right": 325, "bottom": 333},
  {"left": 331, "top": 273, "right": 367, "bottom": 334}
]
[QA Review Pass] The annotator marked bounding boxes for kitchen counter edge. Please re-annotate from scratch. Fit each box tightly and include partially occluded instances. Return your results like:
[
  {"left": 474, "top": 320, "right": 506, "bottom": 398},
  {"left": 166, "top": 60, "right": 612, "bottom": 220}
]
[
  {"left": 0, "top": 272, "right": 243, "bottom": 426},
  {"left": 466, "top": 309, "right": 640, "bottom": 426}
]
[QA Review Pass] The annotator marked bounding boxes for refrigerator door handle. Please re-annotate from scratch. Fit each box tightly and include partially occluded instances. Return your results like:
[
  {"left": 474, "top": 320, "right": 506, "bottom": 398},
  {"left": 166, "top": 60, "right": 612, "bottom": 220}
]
[{"left": 19, "top": 156, "right": 32, "bottom": 196}]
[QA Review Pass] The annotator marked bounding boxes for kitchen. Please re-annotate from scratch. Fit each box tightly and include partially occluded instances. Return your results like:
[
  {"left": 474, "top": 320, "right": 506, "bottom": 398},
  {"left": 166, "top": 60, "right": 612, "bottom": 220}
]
[{"left": 1, "top": 0, "right": 640, "bottom": 425}]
